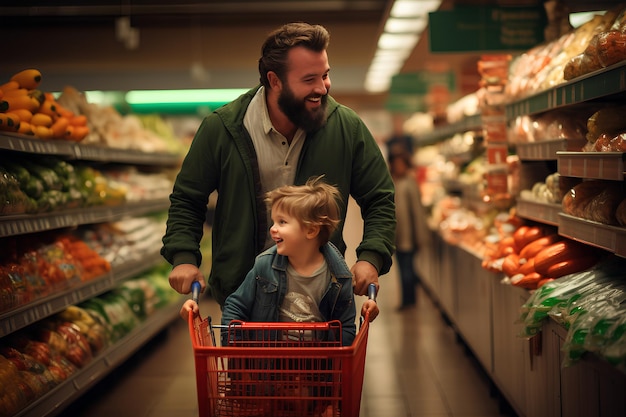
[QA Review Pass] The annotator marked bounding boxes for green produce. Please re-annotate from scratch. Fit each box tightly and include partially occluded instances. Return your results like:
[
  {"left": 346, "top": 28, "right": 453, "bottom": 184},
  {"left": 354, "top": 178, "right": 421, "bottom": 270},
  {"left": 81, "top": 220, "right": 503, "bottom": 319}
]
[{"left": 0, "top": 167, "right": 32, "bottom": 215}]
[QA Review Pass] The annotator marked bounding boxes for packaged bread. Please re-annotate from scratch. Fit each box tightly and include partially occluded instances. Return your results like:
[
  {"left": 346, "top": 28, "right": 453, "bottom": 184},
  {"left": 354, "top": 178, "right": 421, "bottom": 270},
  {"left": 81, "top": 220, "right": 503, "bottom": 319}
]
[
  {"left": 584, "top": 182, "right": 625, "bottom": 225},
  {"left": 586, "top": 106, "right": 626, "bottom": 143},
  {"left": 596, "top": 30, "right": 626, "bottom": 67}
]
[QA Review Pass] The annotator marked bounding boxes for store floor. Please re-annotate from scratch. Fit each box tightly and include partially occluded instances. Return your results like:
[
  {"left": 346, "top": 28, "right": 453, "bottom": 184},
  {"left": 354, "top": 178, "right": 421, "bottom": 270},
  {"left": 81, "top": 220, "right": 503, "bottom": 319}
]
[{"left": 63, "top": 200, "right": 516, "bottom": 417}]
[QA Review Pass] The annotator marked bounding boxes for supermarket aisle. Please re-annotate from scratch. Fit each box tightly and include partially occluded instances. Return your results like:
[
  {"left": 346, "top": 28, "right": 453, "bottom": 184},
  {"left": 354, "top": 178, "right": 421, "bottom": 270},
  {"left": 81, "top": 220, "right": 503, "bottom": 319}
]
[{"left": 63, "top": 200, "right": 513, "bottom": 417}]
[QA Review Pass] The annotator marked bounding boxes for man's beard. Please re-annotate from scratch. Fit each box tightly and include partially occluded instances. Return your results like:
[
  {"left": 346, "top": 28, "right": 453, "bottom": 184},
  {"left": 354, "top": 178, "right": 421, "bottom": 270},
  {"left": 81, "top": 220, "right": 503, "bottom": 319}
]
[{"left": 278, "top": 84, "right": 328, "bottom": 133}]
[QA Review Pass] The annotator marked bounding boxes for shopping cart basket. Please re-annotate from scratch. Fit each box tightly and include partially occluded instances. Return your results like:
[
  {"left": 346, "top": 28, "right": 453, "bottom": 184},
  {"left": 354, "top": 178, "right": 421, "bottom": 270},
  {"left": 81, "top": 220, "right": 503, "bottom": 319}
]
[{"left": 188, "top": 282, "right": 375, "bottom": 417}]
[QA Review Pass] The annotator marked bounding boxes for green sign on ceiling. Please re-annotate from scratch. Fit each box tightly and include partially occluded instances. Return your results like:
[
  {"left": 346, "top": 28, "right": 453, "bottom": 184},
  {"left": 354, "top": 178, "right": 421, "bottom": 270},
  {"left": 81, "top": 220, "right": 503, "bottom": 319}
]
[{"left": 428, "top": 5, "right": 547, "bottom": 53}]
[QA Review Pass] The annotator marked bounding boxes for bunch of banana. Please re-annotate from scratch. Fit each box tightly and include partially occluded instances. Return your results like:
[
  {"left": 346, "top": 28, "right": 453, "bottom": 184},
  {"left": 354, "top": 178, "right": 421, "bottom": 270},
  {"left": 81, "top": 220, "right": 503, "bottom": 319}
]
[{"left": 0, "top": 69, "right": 90, "bottom": 141}]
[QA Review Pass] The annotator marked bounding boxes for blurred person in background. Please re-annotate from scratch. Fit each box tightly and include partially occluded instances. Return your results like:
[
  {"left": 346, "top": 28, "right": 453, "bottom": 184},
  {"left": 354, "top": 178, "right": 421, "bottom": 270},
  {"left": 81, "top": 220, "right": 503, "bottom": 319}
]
[{"left": 388, "top": 151, "right": 424, "bottom": 311}]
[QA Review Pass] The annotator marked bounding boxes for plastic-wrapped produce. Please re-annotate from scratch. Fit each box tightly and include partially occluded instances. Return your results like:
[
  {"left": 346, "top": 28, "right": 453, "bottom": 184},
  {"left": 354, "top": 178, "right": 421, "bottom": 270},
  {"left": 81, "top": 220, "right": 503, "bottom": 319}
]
[{"left": 519, "top": 257, "right": 626, "bottom": 369}]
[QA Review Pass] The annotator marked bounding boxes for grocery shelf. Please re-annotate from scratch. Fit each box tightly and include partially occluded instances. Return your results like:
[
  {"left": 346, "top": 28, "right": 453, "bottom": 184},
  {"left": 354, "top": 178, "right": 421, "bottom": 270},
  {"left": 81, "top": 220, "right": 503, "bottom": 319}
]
[
  {"left": 505, "top": 61, "right": 626, "bottom": 121},
  {"left": 0, "top": 198, "right": 170, "bottom": 238},
  {"left": 0, "top": 132, "right": 182, "bottom": 166},
  {"left": 73, "top": 143, "right": 182, "bottom": 166},
  {"left": 0, "top": 251, "right": 165, "bottom": 337},
  {"left": 516, "top": 198, "right": 562, "bottom": 226},
  {"left": 515, "top": 139, "right": 587, "bottom": 161},
  {"left": 14, "top": 300, "right": 182, "bottom": 417},
  {"left": 0, "top": 132, "right": 75, "bottom": 156},
  {"left": 557, "top": 151, "right": 625, "bottom": 181},
  {"left": 558, "top": 213, "right": 626, "bottom": 258},
  {"left": 416, "top": 113, "right": 482, "bottom": 146}
]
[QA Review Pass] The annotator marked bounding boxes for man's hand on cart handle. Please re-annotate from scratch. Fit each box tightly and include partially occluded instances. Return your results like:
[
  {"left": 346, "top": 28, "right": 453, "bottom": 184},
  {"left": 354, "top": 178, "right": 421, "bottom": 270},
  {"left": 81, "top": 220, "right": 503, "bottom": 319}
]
[
  {"left": 169, "top": 263, "right": 206, "bottom": 294},
  {"left": 361, "top": 283, "right": 379, "bottom": 322},
  {"left": 351, "top": 261, "right": 379, "bottom": 296}
]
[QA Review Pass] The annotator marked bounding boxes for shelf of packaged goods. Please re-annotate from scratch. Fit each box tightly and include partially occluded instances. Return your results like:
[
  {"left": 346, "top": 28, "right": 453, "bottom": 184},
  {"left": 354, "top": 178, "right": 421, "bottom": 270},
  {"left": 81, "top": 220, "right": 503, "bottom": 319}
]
[
  {"left": 0, "top": 132, "right": 182, "bottom": 167},
  {"left": 416, "top": 114, "right": 482, "bottom": 146},
  {"left": 505, "top": 61, "right": 626, "bottom": 121},
  {"left": 0, "top": 251, "right": 165, "bottom": 337},
  {"left": 0, "top": 199, "right": 170, "bottom": 238},
  {"left": 515, "top": 139, "right": 587, "bottom": 161},
  {"left": 558, "top": 213, "right": 626, "bottom": 258},
  {"left": 557, "top": 151, "right": 625, "bottom": 181},
  {"left": 14, "top": 299, "right": 182, "bottom": 417},
  {"left": 516, "top": 198, "right": 562, "bottom": 226}
]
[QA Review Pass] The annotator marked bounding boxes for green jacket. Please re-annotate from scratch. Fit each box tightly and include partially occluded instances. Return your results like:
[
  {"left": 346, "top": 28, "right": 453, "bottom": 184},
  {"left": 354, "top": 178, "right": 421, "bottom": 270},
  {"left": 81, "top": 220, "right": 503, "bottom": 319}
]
[{"left": 161, "top": 86, "right": 396, "bottom": 306}]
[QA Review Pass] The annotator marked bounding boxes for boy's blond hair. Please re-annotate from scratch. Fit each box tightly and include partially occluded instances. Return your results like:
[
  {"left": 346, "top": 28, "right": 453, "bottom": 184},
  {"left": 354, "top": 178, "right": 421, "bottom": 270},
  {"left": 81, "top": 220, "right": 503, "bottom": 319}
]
[{"left": 265, "top": 176, "right": 341, "bottom": 245}]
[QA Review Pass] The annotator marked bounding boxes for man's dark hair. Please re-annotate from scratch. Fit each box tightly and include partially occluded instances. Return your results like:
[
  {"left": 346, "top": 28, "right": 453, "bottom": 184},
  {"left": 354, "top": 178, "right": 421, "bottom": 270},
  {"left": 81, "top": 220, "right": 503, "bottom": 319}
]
[{"left": 259, "top": 22, "right": 330, "bottom": 87}]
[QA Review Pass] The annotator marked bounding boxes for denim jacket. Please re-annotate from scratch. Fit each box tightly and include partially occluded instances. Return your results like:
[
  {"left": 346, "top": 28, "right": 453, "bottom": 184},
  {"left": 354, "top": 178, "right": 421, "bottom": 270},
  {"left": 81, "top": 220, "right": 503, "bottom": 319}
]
[{"left": 221, "top": 242, "right": 357, "bottom": 346}]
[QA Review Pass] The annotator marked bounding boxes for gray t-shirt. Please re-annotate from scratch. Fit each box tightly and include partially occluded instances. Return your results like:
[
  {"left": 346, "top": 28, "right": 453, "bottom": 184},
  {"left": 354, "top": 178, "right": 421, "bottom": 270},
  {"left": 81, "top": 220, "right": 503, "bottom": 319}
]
[{"left": 279, "top": 260, "right": 329, "bottom": 323}]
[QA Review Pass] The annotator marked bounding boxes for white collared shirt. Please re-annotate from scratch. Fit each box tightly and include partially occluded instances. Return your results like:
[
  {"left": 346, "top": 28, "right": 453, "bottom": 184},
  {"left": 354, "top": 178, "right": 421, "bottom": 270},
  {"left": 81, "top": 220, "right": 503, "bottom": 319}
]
[{"left": 244, "top": 87, "right": 306, "bottom": 248}]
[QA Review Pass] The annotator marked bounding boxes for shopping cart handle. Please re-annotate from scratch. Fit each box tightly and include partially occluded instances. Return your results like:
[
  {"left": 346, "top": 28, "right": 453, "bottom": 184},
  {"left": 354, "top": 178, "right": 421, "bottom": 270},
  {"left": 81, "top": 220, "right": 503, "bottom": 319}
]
[
  {"left": 191, "top": 281, "right": 201, "bottom": 303},
  {"left": 368, "top": 283, "right": 377, "bottom": 302}
]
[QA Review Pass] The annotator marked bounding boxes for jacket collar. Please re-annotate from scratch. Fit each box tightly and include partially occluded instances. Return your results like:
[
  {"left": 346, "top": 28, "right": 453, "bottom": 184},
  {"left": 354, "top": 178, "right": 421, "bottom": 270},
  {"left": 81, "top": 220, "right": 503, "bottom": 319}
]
[{"left": 270, "top": 242, "right": 352, "bottom": 280}]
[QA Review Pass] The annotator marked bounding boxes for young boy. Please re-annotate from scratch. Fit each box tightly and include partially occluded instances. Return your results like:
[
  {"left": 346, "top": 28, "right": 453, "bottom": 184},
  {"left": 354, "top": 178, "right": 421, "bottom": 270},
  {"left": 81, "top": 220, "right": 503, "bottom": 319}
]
[{"left": 180, "top": 176, "right": 379, "bottom": 345}]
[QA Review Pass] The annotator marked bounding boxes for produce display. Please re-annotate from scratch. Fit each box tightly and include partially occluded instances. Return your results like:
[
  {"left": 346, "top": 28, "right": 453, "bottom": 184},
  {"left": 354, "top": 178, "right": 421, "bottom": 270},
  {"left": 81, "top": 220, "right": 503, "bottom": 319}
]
[
  {"left": 56, "top": 86, "right": 182, "bottom": 153},
  {"left": 433, "top": 194, "right": 503, "bottom": 256},
  {"left": 0, "top": 68, "right": 185, "bottom": 416},
  {"left": 0, "top": 69, "right": 90, "bottom": 141},
  {"left": 0, "top": 156, "right": 127, "bottom": 215},
  {"left": 0, "top": 269, "right": 176, "bottom": 417},
  {"left": 519, "top": 172, "right": 569, "bottom": 204},
  {"left": 0, "top": 232, "right": 110, "bottom": 313},
  {"left": 1, "top": 68, "right": 185, "bottom": 156},
  {"left": 519, "top": 256, "right": 626, "bottom": 370},
  {"left": 0, "top": 216, "right": 166, "bottom": 314},
  {"left": 482, "top": 224, "right": 604, "bottom": 290},
  {"left": 0, "top": 155, "right": 174, "bottom": 216},
  {"left": 76, "top": 216, "right": 167, "bottom": 267}
]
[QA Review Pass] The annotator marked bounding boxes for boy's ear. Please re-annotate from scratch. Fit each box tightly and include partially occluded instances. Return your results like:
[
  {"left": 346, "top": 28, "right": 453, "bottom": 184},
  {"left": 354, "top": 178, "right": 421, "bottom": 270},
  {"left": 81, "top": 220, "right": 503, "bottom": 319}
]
[{"left": 306, "top": 224, "right": 320, "bottom": 240}]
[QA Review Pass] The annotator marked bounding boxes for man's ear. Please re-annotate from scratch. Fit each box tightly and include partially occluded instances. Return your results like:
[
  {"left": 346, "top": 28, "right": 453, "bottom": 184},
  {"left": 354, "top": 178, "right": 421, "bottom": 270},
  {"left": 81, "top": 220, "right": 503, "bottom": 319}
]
[{"left": 267, "top": 71, "right": 282, "bottom": 90}]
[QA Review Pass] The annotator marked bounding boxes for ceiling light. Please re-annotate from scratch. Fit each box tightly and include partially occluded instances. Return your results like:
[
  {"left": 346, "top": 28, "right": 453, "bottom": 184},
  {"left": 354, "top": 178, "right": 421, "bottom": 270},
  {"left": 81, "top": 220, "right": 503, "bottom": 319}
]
[
  {"left": 390, "top": 0, "right": 440, "bottom": 18},
  {"left": 364, "top": 0, "right": 442, "bottom": 93},
  {"left": 365, "top": 77, "right": 392, "bottom": 93},
  {"left": 378, "top": 33, "right": 419, "bottom": 50},
  {"left": 384, "top": 17, "right": 427, "bottom": 34},
  {"left": 369, "top": 59, "right": 404, "bottom": 74},
  {"left": 125, "top": 88, "right": 248, "bottom": 104}
]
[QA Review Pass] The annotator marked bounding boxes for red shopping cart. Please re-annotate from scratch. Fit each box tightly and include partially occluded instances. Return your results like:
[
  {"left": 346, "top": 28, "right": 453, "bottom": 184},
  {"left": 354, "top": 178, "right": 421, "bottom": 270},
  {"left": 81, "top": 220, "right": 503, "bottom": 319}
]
[{"left": 187, "top": 282, "right": 375, "bottom": 417}]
